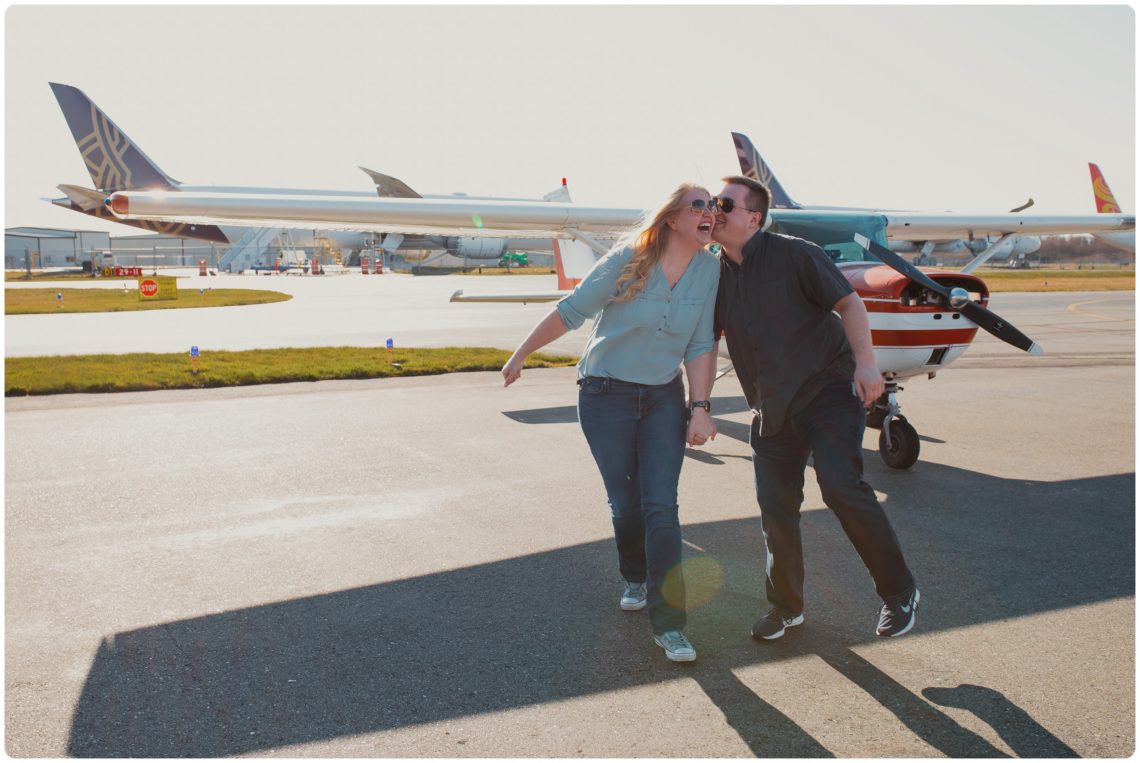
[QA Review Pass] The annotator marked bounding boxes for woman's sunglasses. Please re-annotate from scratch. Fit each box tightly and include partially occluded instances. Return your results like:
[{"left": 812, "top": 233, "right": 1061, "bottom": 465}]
[{"left": 687, "top": 198, "right": 719, "bottom": 213}]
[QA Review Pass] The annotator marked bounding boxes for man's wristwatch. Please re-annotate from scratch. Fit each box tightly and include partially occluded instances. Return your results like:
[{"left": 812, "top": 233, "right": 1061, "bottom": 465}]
[{"left": 689, "top": 400, "right": 711, "bottom": 414}]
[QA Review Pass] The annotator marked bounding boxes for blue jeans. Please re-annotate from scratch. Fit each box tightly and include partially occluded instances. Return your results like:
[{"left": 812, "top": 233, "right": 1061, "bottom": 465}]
[
  {"left": 577, "top": 374, "right": 687, "bottom": 634},
  {"left": 751, "top": 379, "right": 915, "bottom": 615}
]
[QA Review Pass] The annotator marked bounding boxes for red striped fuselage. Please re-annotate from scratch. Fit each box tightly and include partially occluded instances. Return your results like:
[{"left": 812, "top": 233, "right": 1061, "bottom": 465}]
[{"left": 840, "top": 262, "right": 989, "bottom": 380}]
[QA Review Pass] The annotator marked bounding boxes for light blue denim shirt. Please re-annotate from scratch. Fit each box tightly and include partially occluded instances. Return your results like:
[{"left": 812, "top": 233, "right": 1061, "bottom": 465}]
[{"left": 556, "top": 245, "right": 721, "bottom": 385}]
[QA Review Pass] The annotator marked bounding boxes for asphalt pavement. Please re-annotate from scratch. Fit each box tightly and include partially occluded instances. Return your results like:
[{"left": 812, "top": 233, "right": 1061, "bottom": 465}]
[{"left": 4, "top": 275, "right": 1135, "bottom": 757}]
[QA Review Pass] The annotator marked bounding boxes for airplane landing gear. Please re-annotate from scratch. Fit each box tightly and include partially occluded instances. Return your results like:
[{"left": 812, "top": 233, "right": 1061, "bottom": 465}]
[
  {"left": 866, "top": 383, "right": 921, "bottom": 470},
  {"left": 879, "top": 416, "right": 920, "bottom": 470}
]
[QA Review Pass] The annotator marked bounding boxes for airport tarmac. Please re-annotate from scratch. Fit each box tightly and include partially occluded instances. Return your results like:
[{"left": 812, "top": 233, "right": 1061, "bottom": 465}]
[
  {"left": 5, "top": 269, "right": 1133, "bottom": 362},
  {"left": 4, "top": 275, "right": 1136, "bottom": 757},
  {"left": 4, "top": 271, "right": 591, "bottom": 359}
]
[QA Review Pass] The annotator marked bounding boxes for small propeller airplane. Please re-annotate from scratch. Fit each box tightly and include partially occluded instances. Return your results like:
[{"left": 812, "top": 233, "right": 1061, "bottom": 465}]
[{"left": 103, "top": 141, "right": 1134, "bottom": 470}]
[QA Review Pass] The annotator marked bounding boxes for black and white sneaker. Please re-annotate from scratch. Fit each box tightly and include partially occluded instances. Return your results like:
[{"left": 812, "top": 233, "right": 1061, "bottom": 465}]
[
  {"left": 751, "top": 609, "right": 804, "bottom": 641},
  {"left": 877, "top": 587, "right": 920, "bottom": 637}
]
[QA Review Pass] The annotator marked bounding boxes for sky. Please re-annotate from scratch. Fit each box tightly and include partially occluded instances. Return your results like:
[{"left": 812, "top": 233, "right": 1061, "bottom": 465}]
[{"left": 4, "top": 4, "right": 1135, "bottom": 235}]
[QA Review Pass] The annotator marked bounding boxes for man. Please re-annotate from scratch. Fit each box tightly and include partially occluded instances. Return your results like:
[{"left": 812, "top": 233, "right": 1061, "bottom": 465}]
[{"left": 711, "top": 176, "right": 919, "bottom": 640}]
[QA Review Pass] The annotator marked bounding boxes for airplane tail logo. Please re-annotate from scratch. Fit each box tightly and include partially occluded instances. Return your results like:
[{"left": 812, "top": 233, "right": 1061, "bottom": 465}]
[
  {"left": 1089, "top": 163, "right": 1122, "bottom": 213},
  {"left": 730, "top": 132, "right": 800, "bottom": 209},
  {"left": 49, "top": 83, "right": 181, "bottom": 192}
]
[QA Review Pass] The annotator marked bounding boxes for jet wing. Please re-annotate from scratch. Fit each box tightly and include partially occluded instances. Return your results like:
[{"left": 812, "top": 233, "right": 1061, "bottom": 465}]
[
  {"left": 883, "top": 212, "right": 1134, "bottom": 240},
  {"left": 106, "top": 191, "right": 643, "bottom": 239},
  {"left": 106, "top": 190, "right": 1134, "bottom": 244}
]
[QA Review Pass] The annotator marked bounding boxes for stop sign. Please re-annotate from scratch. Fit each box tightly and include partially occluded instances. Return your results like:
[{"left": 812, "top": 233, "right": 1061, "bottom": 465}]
[{"left": 139, "top": 279, "right": 159, "bottom": 297}]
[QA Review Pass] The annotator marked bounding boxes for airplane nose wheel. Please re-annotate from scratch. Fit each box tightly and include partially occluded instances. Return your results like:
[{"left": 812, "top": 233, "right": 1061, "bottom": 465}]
[
  {"left": 870, "top": 384, "right": 920, "bottom": 470},
  {"left": 879, "top": 416, "right": 920, "bottom": 470}
]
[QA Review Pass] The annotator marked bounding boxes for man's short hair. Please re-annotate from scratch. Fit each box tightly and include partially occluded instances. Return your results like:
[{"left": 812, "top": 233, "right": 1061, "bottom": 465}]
[{"left": 721, "top": 175, "right": 771, "bottom": 223}]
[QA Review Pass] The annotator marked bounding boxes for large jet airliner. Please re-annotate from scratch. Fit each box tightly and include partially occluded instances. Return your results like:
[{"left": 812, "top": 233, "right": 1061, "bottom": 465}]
[{"left": 48, "top": 82, "right": 557, "bottom": 270}]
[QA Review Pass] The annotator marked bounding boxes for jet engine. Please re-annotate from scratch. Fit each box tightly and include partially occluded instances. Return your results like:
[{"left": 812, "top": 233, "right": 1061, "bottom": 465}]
[
  {"left": 890, "top": 234, "right": 1040, "bottom": 258},
  {"left": 448, "top": 236, "right": 509, "bottom": 260},
  {"left": 966, "top": 234, "right": 1041, "bottom": 257}
]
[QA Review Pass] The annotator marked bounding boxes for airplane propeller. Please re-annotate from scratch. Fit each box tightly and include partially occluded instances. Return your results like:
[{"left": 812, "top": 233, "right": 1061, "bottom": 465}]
[{"left": 854, "top": 234, "right": 1044, "bottom": 356}]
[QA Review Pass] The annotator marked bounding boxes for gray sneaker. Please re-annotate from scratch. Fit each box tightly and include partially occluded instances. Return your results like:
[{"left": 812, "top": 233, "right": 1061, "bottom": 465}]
[
  {"left": 619, "top": 581, "right": 647, "bottom": 611},
  {"left": 653, "top": 630, "right": 697, "bottom": 662}
]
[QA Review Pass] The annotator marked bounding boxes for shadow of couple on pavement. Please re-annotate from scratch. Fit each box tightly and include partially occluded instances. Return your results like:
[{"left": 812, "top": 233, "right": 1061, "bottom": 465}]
[{"left": 67, "top": 446, "right": 1130, "bottom": 756}]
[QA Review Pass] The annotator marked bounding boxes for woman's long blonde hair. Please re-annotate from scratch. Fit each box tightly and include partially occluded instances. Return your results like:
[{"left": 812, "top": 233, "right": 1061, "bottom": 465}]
[{"left": 612, "top": 183, "right": 709, "bottom": 303}]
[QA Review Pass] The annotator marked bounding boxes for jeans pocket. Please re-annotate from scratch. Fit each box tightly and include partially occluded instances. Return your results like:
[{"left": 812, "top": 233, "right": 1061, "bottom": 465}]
[{"left": 578, "top": 377, "right": 607, "bottom": 395}]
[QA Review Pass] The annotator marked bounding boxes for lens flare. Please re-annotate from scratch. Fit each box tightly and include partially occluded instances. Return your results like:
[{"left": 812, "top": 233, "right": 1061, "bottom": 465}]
[
  {"left": 662, "top": 555, "right": 726, "bottom": 610},
  {"left": 471, "top": 214, "right": 484, "bottom": 229}
]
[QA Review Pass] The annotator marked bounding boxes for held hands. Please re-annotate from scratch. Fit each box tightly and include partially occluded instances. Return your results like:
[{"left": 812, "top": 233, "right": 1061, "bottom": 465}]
[
  {"left": 853, "top": 362, "right": 885, "bottom": 407},
  {"left": 502, "top": 354, "right": 526, "bottom": 387},
  {"left": 686, "top": 409, "right": 717, "bottom": 447}
]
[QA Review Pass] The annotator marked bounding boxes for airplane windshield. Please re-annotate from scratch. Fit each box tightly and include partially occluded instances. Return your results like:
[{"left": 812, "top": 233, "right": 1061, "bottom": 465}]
[{"left": 767, "top": 212, "right": 888, "bottom": 263}]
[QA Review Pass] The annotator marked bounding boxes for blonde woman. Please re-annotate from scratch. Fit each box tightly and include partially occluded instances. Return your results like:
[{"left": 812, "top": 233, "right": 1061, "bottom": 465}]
[{"left": 502, "top": 184, "right": 721, "bottom": 663}]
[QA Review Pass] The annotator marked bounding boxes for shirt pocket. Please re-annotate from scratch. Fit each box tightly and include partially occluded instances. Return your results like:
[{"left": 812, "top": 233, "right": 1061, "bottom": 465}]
[
  {"left": 629, "top": 292, "right": 671, "bottom": 330},
  {"left": 665, "top": 298, "right": 705, "bottom": 337}
]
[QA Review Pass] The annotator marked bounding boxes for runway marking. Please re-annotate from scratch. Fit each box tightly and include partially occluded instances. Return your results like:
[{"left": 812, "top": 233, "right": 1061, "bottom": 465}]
[
  {"left": 683, "top": 539, "right": 706, "bottom": 552},
  {"left": 1066, "top": 296, "right": 1134, "bottom": 320}
]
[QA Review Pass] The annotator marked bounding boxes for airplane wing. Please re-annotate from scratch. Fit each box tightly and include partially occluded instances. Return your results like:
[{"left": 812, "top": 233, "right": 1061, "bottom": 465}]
[
  {"left": 882, "top": 212, "right": 1134, "bottom": 240},
  {"left": 107, "top": 190, "right": 1135, "bottom": 243},
  {"left": 106, "top": 191, "right": 645, "bottom": 239}
]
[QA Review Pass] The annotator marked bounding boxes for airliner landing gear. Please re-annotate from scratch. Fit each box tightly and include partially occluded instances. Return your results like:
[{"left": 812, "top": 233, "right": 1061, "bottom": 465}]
[{"left": 866, "top": 383, "right": 920, "bottom": 470}]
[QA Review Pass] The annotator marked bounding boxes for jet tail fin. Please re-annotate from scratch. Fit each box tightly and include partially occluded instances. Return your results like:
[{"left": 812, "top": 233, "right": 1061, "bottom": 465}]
[
  {"left": 49, "top": 82, "right": 180, "bottom": 192},
  {"left": 731, "top": 131, "right": 801, "bottom": 209},
  {"left": 1089, "top": 163, "right": 1123, "bottom": 213},
  {"left": 1088, "top": 164, "right": 1134, "bottom": 253}
]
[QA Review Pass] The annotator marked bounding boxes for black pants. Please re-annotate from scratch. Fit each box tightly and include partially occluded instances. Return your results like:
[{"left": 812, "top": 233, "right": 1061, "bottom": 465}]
[{"left": 750, "top": 380, "right": 915, "bottom": 615}]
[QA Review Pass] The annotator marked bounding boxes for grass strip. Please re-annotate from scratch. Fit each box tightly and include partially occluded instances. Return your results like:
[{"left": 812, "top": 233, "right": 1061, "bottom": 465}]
[
  {"left": 4, "top": 346, "right": 578, "bottom": 396},
  {"left": 6, "top": 288, "right": 290, "bottom": 314},
  {"left": 455, "top": 266, "right": 557, "bottom": 276},
  {"left": 977, "top": 269, "right": 1134, "bottom": 292}
]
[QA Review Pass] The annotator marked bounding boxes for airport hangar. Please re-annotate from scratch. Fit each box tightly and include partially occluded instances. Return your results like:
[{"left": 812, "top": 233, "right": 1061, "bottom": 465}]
[{"left": 4, "top": 227, "right": 555, "bottom": 273}]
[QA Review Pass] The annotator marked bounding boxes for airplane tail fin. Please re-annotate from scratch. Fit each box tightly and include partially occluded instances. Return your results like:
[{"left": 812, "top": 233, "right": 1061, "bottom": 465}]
[
  {"left": 731, "top": 131, "right": 801, "bottom": 209},
  {"left": 49, "top": 82, "right": 181, "bottom": 192},
  {"left": 1089, "top": 163, "right": 1123, "bottom": 213},
  {"left": 553, "top": 238, "right": 599, "bottom": 290},
  {"left": 547, "top": 179, "right": 579, "bottom": 286},
  {"left": 1088, "top": 164, "right": 1134, "bottom": 253}
]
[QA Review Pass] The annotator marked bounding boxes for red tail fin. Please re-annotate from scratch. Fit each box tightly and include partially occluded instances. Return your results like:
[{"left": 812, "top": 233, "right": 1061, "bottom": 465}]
[{"left": 1089, "top": 163, "right": 1122, "bottom": 213}]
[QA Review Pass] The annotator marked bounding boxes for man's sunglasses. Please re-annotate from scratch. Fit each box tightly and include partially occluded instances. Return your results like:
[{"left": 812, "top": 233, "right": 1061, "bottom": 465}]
[{"left": 713, "top": 196, "right": 762, "bottom": 214}]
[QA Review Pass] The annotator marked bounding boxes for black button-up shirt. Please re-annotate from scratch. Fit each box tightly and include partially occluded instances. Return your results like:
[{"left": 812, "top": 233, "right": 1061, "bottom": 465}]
[{"left": 714, "top": 231, "right": 856, "bottom": 437}]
